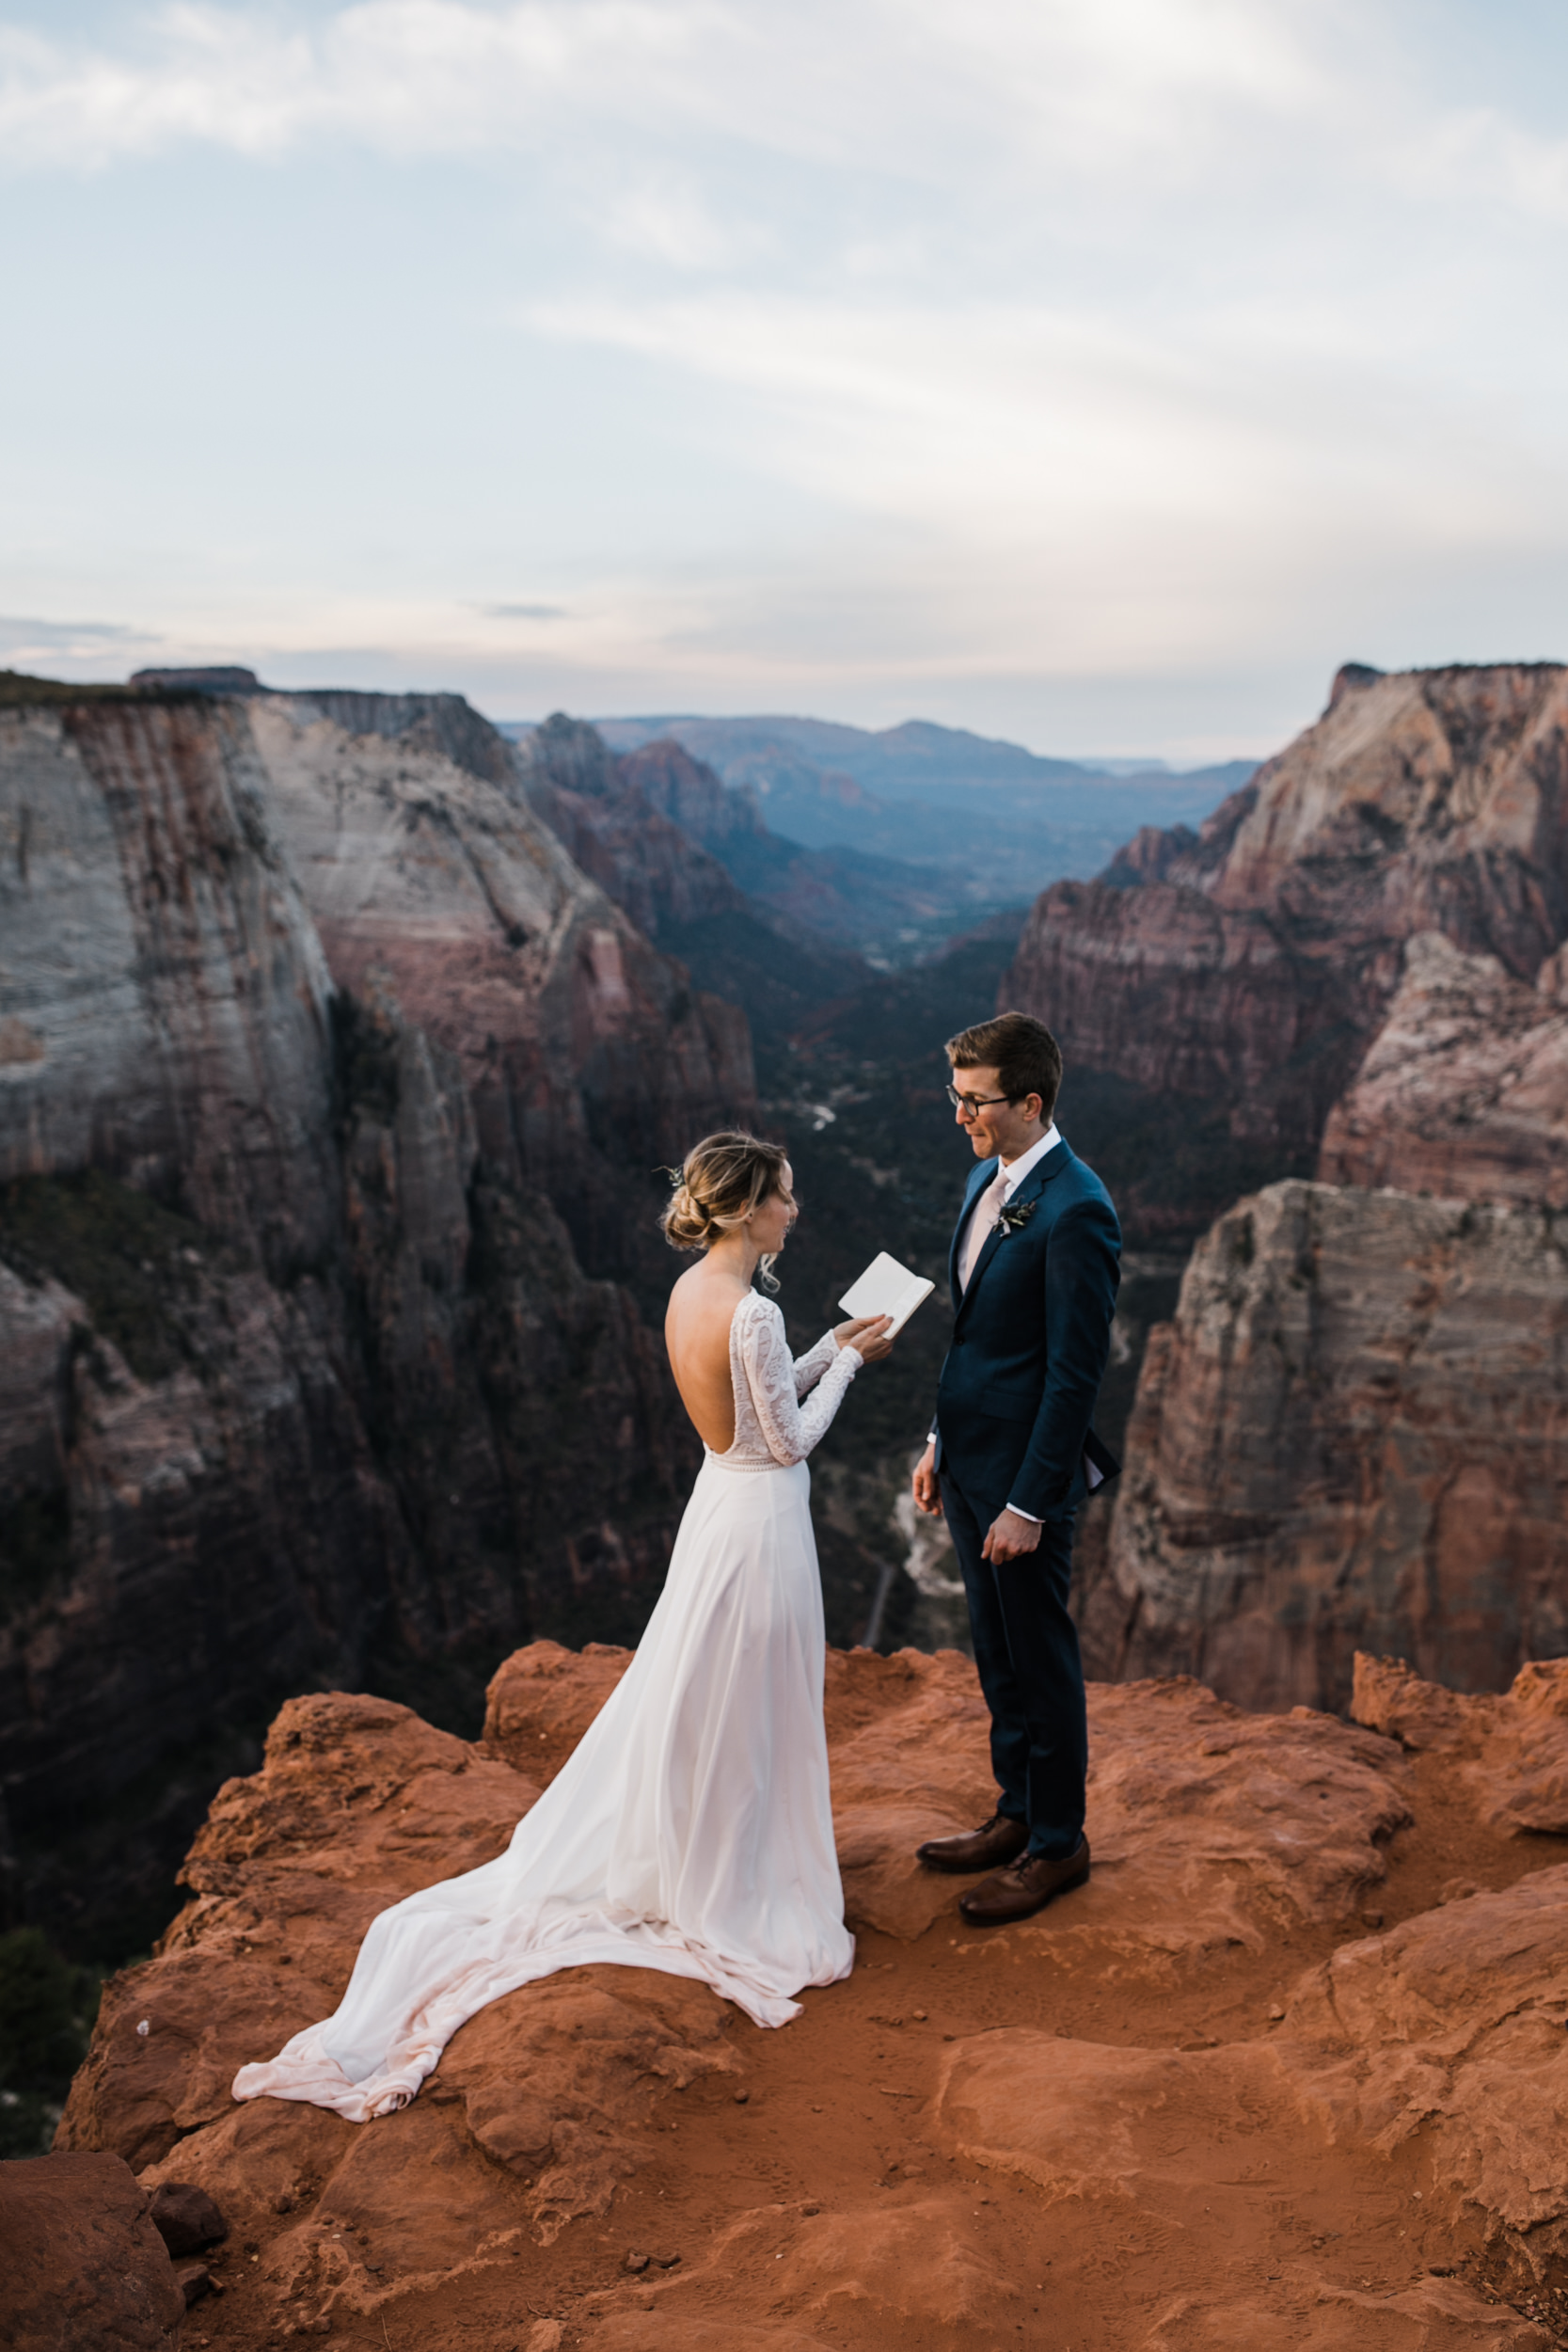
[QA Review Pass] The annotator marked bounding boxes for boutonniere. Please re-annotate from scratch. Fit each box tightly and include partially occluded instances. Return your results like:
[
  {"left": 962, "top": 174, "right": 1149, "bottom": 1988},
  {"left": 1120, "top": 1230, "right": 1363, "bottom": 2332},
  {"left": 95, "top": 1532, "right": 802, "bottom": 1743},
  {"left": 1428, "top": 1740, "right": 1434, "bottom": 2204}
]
[{"left": 997, "top": 1199, "right": 1037, "bottom": 1235}]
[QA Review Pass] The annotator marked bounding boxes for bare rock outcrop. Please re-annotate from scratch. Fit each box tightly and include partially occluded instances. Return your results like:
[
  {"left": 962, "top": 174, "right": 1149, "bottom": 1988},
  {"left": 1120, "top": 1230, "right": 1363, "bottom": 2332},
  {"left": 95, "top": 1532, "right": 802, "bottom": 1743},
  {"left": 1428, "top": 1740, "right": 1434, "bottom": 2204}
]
[
  {"left": 1320, "top": 930, "right": 1568, "bottom": 1205},
  {"left": 53, "top": 1643, "right": 1568, "bottom": 2349},
  {"left": 1352, "top": 1652, "right": 1568, "bottom": 1834},
  {"left": 0, "top": 679, "right": 751, "bottom": 1950},
  {"left": 619, "top": 733, "right": 776, "bottom": 853},
  {"left": 1008, "top": 662, "right": 1568, "bottom": 1182},
  {"left": 483, "top": 1642, "right": 1409, "bottom": 1954},
  {"left": 515, "top": 717, "right": 866, "bottom": 1044},
  {"left": 0, "top": 2151, "right": 185, "bottom": 2349},
  {"left": 0, "top": 694, "right": 339, "bottom": 1273},
  {"left": 515, "top": 717, "right": 753, "bottom": 945},
  {"left": 1088, "top": 1180, "right": 1568, "bottom": 1713},
  {"left": 247, "top": 695, "right": 753, "bottom": 1267}
]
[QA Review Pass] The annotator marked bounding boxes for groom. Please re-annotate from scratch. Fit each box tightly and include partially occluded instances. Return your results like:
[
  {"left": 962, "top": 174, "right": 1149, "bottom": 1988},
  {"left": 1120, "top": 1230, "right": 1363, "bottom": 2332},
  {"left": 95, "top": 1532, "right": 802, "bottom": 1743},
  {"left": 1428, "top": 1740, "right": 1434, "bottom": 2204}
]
[{"left": 911, "top": 1010, "right": 1121, "bottom": 1926}]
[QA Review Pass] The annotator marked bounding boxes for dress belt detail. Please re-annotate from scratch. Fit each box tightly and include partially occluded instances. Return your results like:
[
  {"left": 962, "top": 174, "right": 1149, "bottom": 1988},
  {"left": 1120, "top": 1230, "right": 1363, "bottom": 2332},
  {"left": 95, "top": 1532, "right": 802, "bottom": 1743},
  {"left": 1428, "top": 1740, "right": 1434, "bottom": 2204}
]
[{"left": 704, "top": 1449, "right": 789, "bottom": 1475}]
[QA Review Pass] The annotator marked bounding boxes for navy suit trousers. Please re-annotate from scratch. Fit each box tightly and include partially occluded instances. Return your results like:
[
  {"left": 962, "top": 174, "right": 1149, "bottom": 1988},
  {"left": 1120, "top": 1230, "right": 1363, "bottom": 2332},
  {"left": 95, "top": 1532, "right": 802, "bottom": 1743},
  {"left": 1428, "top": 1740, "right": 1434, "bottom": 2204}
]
[{"left": 940, "top": 1468, "right": 1086, "bottom": 1860}]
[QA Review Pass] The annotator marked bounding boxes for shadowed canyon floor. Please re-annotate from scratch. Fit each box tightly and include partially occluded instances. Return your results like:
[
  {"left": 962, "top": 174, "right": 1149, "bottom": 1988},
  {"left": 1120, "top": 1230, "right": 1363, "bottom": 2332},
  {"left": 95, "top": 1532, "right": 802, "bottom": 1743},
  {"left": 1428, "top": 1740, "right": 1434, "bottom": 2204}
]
[{"left": 51, "top": 1644, "right": 1568, "bottom": 2351}]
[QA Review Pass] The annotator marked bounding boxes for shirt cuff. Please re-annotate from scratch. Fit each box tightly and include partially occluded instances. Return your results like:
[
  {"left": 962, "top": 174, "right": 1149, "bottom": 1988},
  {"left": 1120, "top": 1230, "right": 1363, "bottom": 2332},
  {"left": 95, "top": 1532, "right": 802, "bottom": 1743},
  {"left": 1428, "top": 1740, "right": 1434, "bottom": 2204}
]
[{"left": 1004, "top": 1502, "right": 1043, "bottom": 1524}]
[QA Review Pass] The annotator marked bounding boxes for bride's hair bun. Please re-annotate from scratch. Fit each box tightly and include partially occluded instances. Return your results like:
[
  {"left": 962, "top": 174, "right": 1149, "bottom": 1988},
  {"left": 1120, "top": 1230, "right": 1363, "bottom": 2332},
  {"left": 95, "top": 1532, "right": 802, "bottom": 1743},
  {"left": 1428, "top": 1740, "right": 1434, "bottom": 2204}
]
[
  {"left": 662, "top": 1131, "right": 790, "bottom": 1258},
  {"left": 662, "top": 1180, "right": 707, "bottom": 1248}
]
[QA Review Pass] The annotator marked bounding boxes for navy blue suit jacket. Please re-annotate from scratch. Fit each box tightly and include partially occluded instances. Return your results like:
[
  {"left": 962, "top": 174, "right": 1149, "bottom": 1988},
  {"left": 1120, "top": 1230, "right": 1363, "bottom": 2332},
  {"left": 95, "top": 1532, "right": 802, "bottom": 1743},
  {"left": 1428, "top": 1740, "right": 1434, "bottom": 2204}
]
[{"left": 931, "top": 1139, "right": 1122, "bottom": 1522}]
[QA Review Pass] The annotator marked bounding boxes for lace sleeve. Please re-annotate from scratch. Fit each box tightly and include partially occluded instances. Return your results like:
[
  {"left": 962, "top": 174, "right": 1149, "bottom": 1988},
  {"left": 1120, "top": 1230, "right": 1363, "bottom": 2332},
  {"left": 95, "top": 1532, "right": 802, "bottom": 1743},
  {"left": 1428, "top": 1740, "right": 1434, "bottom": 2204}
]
[
  {"left": 739, "top": 1299, "right": 862, "bottom": 1466},
  {"left": 792, "top": 1330, "right": 839, "bottom": 1398}
]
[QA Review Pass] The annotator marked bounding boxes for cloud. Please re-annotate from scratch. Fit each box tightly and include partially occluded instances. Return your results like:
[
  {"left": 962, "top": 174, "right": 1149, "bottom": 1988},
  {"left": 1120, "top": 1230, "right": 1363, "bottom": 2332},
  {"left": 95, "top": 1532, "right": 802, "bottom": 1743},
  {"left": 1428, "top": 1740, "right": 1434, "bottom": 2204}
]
[
  {"left": 519, "top": 286, "right": 1568, "bottom": 673},
  {"left": 594, "top": 170, "right": 754, "bottom": 270},
  {"left": 0, "top": 614, "right": 161, "bottom": 664},
  {"left": 0, "top": 614, "right": 146, "bottom": 641},
  {"left": 0, "top": 3, "right": 725, "bottom": 169},
  {"left": 0, "top": 0, "right": 1377, "bottom": 188},
  {"left": 3, "top": 1, "right": 1567, "bottom": 755}
]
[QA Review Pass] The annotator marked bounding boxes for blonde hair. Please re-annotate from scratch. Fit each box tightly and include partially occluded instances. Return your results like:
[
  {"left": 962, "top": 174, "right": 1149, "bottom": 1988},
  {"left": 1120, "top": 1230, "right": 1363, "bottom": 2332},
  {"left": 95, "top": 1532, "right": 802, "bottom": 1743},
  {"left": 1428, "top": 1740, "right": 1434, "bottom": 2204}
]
[{"left": 662, "top": 1130, "right": 791, "bottom": 1289}]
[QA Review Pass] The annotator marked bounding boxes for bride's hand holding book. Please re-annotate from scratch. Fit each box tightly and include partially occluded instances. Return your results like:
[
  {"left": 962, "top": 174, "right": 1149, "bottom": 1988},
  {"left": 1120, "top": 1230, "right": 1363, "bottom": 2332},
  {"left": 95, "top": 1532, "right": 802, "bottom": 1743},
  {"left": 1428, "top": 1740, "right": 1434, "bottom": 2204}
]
[{"left": 833, "top": 1312, "right": 895, "bottom": 1361}]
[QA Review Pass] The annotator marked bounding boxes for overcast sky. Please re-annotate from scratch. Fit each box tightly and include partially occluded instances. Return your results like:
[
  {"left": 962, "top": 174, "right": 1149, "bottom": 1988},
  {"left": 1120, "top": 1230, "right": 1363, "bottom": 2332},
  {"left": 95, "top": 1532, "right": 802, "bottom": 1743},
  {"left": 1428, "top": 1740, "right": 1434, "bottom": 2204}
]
[{"left": 4, "top": 1, "right": 1568, "bottom": 757}]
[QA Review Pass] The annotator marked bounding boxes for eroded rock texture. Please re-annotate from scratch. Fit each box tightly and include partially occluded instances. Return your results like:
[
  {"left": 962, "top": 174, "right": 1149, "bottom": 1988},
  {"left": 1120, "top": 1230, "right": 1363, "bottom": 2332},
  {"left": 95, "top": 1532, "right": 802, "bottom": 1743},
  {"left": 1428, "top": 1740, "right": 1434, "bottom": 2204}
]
[
  {"left": 1008, "top": 662, "right": 1568, "bottom": 1185},
  {"left": 0, "top": 2150, "right": 184, "bottom": 2350},
  {"left": 1352, "top": 1651, "right": 1568, "bottom": 1835},
  {"left": 1320, "top": 930, "right": 1568, "bottom": 1206},
  {"left": 1085, "top": 1180, "right": 1568, "bottom": 1712},
  {"left": 52, "top": 1643, "right": 1568, "bottom": 2351},
  {"left": 247, "top": 695, "right": 753, "bottom": 1281},
  {"left": 515, "top": 716, "right": 756, "bottom": 946},
  {"left": 0, "top": 696, "right": 339, "bottom": 1268},
  {"left": 0, "top": 684, "right": 749, "bottom": 1948},
  {"left": 514, "top": 715, "right": 865, "bottom": 1045}
]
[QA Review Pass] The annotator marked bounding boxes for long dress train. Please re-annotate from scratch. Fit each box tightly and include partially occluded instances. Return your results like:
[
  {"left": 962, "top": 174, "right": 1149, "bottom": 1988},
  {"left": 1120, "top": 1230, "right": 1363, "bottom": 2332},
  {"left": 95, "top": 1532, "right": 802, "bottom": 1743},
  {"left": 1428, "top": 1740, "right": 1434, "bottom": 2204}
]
[{"left": 231, "top": 1293, "right": 863, "bottom": 2122}]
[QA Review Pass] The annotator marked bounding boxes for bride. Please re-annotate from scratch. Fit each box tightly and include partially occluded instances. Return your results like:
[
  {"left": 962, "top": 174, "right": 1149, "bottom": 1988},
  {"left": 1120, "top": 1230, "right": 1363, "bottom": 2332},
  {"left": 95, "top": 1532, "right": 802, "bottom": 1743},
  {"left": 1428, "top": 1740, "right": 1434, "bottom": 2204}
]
[{"left": 233, "top": 1131, "right": 893, "bottom": 2121}]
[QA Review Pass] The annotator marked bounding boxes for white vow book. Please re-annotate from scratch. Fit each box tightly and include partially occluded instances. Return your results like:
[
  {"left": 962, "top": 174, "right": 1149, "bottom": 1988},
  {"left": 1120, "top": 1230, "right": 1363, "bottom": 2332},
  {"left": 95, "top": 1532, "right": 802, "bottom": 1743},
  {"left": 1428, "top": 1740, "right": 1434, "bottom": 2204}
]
[{"left": 837, "top": 1251, "right": 935, "bottom": 1339}]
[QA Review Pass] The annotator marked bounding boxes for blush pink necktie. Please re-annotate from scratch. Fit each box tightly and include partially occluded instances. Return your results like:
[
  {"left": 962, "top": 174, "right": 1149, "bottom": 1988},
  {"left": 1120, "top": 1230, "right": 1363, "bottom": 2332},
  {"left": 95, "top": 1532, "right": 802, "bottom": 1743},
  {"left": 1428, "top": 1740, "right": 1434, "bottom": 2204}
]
[{"left": 958, "top": 1168, "right": 1009, "bottom": 1294}]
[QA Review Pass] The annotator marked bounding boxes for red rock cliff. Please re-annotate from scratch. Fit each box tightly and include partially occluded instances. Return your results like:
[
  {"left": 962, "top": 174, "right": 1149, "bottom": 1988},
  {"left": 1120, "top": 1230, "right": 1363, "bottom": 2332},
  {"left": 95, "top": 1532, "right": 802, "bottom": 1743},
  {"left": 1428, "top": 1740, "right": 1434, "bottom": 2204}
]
[
  {"left": 44, "top": 1641, "right": 1568, "bottom": 2351},
  {"left": 247, "top": 694, "right": 754, "bottom": 1279},
  {"left": 1084, "top": 1179, "right": 1568, "bottom": 1713},
  {"left": 1319, "top": 930, "right": 1568, "bottom": 1206},
  {"left": 0, "top": 682, "right": 752, "bottom": 1953},
  {"left": 515, "top": 717, "right": 753, "bottom": 945},
  {"left": 1008, "top": 662, "right": 1568, "bottom": 1173}
]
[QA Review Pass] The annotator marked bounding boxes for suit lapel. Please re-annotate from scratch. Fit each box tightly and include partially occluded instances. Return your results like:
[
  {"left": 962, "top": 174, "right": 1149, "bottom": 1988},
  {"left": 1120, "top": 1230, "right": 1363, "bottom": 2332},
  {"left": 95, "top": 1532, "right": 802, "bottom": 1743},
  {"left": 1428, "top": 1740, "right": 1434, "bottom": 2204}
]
[{"left": 954, "top": 1141, "right": 1073, "bottom": 1326}]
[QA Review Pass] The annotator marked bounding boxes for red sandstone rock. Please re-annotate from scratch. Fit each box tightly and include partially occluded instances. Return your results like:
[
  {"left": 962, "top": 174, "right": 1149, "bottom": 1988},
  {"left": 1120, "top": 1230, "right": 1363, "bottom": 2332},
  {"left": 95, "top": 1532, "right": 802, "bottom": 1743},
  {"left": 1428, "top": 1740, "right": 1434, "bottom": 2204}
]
[
  {"left": 49, "top": 1643, "right": 1568, "bottom": 2347},
  {"left": 1092, "top": 1180, "right": 1568, "bottom": 1712},
  {"left": 616, "top": 735, "right": 772, "bottom": 850},
  {"left": 0, "top": 2151, "right": 184, "bottom": 2350},
  {"left": 483, "top": 1639, "right": 643, "bottom": 1780},
  {"left": 516, "top": 722, "right": 868, "bottom": 1036},
  {"left": 1010, "top": 868, "right": 1340, "bottom": 1152},
  {"left": 0, "top": 683, "right": 748, "bottom": 1947},
  {"left": 1008, "top": 663, "right": 1568, "bottom": 1170},
  {"left": 148, "top": 2176, "right": 228, "bottom": 2253},
  {"left": 249, "top": 695, "right": 753, "bottom": 1217},
  {"left": 519, "top": 723, "right": 758, "bottom": 945},
  {"left": 1353, "top": 1653, "right": 1568, "bottom": 1835},
  {"left": 1320, "top": 930, "right": 1568, "bottom": 1206},
  {"left": 486, "top": 1642, "right": 1407, "bottom": 1954}
]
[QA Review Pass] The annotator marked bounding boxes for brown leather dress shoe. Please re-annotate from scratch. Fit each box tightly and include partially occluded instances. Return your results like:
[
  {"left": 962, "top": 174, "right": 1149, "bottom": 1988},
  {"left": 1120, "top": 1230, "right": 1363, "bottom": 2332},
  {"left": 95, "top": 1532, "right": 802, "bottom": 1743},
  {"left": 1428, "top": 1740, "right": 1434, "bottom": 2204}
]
[
  {"left": 958, "top": 1836, "right": 1091, "bottom": 1925},
  {"left": 916, "top": 1811, "right": 1029, "bottom": 1875}
]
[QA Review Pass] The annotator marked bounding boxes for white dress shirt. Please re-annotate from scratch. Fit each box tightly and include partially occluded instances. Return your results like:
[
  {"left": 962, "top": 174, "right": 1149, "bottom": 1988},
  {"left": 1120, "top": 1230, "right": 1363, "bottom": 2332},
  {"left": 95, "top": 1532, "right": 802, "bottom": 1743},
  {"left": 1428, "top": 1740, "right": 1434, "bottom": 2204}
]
[{"left": 994, "top": 1123, "right": 1060, "bottom": 1200}]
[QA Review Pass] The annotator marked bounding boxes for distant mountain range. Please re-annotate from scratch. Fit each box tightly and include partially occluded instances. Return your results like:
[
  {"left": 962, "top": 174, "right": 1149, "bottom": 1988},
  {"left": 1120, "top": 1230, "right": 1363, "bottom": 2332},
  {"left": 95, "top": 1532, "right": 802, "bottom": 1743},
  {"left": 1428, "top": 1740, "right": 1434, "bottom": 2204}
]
[{"left": 499, "top": 713, "right": 1257, "bottom": 953}]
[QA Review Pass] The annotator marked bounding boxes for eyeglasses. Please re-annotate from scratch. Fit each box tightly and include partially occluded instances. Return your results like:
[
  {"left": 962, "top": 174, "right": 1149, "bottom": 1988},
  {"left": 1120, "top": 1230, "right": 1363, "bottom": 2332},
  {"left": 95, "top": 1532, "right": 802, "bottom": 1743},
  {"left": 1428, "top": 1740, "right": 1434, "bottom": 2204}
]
[{"left": 946, "top": 1084, "right": 1015, "bottom": 1117}]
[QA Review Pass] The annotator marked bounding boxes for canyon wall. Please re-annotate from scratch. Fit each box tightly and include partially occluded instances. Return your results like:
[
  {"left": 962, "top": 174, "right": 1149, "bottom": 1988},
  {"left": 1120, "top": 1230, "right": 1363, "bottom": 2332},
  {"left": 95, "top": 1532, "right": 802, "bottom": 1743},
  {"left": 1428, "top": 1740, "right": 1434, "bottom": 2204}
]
[
  {"left": 1022, "top": 667, "right": 1568, "bottom": 1708},
  {"left": 1319, "top": 929, "right": 1568, "bottom": 1206},
  {"left": 0, "top": 696, "right": 340, "bottom": 1272},
  {"left": 515, "top": 718, "right": 752, "bottom": 946},
  {"left": 1008, "top": 662, "right": 1568, "bottom": 1189},
  {"left": 246, "top": 695, "right": 753, "bottom": 1285},
  {"left": 1083, "top": 1180, "right": 1568, "bottom": 1712},
  {"left": 0, "top": 684, "right": 751, "bottom": 1952},
  {"left": 512, "top": 714, "right": 865, "bottom": 1050}
]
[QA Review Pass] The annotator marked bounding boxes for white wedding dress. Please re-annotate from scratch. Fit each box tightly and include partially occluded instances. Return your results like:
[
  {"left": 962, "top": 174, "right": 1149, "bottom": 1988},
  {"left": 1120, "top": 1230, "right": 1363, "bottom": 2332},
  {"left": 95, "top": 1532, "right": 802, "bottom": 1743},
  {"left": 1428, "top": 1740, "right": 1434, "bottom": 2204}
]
[{"left": 232, "top": 1294, "right": 863, "bottom": 2122}]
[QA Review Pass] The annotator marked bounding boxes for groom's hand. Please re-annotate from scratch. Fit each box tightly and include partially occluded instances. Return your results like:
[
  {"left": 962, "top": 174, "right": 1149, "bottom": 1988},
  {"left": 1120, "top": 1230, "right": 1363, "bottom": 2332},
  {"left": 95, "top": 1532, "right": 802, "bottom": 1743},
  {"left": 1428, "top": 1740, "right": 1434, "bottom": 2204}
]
[
  {"left": 982, "top": 1508, "right": 1043, "bottom": 1564},
  {"left": 911, "top": 1442, "right": 943, "bottom": 1518}
]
